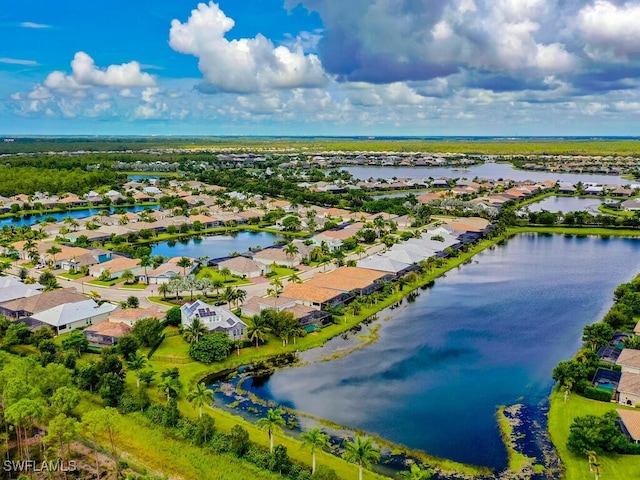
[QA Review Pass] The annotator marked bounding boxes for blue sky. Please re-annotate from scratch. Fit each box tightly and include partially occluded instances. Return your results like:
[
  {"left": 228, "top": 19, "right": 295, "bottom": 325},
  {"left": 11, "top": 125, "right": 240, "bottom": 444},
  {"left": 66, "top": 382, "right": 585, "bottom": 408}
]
[{"left": 2, "top": 0, "right": 640, "bottom": 135}]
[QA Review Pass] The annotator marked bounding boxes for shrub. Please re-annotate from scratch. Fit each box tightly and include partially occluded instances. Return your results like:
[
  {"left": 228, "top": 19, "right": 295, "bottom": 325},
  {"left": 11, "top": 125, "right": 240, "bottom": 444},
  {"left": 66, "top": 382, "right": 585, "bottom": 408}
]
[{"left": 189, "top": 332, "right": 232, "bottom": 363}]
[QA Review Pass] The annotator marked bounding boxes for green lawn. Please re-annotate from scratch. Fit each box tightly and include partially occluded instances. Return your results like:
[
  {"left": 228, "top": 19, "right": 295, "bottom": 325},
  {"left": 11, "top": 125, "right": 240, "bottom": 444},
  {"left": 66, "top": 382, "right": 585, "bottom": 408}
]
[
  {"left": 86, "top": 277, "right": 125, "bottom": 287},
  {"left": 268, "top": 265, "right": 297, "bottom": 278},
  {"left": 548, "top": 390, "right": 640, "bottom": 480},
  {"left": 598, "top": 204, "right": 635, "bottom": 217},
  {"left": 119, "top": 282, "right": 149, "bottom": 290},
  {"left": 196, "top": 267, "right": 251, "bottom": 285},
  {"left": 58, "top": 271, "right": 86, "bottom": 280}
]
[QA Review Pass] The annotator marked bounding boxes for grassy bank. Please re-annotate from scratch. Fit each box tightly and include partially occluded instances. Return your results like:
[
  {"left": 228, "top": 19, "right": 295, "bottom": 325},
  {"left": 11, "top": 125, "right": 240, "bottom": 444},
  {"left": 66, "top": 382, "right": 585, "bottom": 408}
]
[
  {"left": 548, "top": 390, "right": 640, "bottom": 480},
  {"left": 509, "top": 225, "right": 640, "bottom": 236},
  {"left": 496, "top": 405, "right": 541, "bottom": 475}
]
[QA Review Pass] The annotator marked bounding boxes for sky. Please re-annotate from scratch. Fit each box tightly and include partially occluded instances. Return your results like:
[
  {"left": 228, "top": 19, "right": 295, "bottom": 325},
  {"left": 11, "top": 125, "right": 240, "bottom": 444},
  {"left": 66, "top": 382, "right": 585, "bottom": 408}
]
[{"left": 2, "top": 0, "right": 640, "bottom": 136}]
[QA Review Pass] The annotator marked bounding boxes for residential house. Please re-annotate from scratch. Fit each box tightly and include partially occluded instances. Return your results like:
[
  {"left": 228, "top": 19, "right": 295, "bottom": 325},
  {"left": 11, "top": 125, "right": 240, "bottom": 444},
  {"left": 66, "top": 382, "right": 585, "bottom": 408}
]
[
  {"left": 281, "top": 282, "right": 353, "bottom": 310},
  {"left": 217, "top": 256, "right": 269, "bottom": 279},
  {"left": 617, "top": 409, "right": 640, "bottom": 443},
  {"left": 84, "top": 321, "right": 132, "bottom": 345},
  {"left": 109, "top": 305, "right": 162, "bottom": 327},
  {"left": 357, "top": 255, "right": 417, "bottom": 279},
  {"left": 618, "top": 372, "right": 640, "bottom": 407},
  {"left": 0, "top": 277, "right": 43, "bottom": 304},
  {"left": 307, "top": 267, "right": 387, "bottom": 296},
  {"left": 617, "top": 349, "right": 640, "bottom": 375},
  {"left": 88, "top": 256, "right": 142, "bottom": 279},
  {"left": 621, "top": 199, "right": 640, "bottom": 212},
  {"left": 140, "top": 256, "right": 196, "bottom": 284},
  {"left": 0, "top": 288, "right": 87, "bottom": 319},
  {"left": 252, "top": 247, "right": 300, "bottom": 268},
  {"left": 180, "top": 300, "right": 247, "bottom": 341}
]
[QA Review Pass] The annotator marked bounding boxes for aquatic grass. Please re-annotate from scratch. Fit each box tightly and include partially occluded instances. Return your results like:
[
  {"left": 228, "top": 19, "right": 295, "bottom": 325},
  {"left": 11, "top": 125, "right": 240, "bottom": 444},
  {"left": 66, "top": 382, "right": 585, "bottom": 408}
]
[{"left": 496, "top": 405, "right": 538, "bottom": 475}]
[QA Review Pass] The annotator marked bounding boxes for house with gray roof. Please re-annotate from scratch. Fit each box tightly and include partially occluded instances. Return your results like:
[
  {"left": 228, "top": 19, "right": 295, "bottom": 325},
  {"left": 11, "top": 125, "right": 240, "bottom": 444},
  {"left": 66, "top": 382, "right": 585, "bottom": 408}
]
[
  {"left": 181, "top": 299, "right": 247, "bottom": 341},
  {"left": 356, "top": 255, "right": 418, "bottom": 278},
  {"left": 218, "top": 256, "right": 269, "bottom": 278},
  {"left": 0, "top": 277, "right": 43, "bottom": 304},
  {"left": 32, "top": 299, "right": 116, "bottom": 335}
]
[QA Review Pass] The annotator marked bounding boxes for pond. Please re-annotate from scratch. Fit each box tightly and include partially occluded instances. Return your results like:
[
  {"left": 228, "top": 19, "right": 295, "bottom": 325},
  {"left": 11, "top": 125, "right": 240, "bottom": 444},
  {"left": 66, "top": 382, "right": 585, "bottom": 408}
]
[
  {"left": 234, "top": 233, "right": 640, "bottom": 470},
  {"left": 150, "top": 230, "right": 284, "bottom": 260},
  {"left": 524, "top": 196, "right": 605, "bottom": 214},
  {"left": 0, "top": 204, "right": 159, "bottom": 230},
  {"left": 342, "top": 163, "right": 630, "bottom": 185}
]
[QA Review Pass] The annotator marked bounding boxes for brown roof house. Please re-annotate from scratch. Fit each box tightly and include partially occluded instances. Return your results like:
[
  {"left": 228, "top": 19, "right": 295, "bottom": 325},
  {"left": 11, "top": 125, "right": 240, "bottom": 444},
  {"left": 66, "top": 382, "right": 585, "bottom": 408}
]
[
  {"left": 89, "top": 256, "right": 142, "bottom": 279},
  {"left": 84, "top": 321, "right": 132, "bottom": 346},
  {"left": 109, "top": 305, "right": 162, "bottom": 327},
  {"left": 618, "top": 372, "right": 640, "bottom": 407},
  {"left": 617, "top": 349, "right": 640, "bottom": 375},
  {"left": 218, "top": 256, "right": 270, "bottom": 279},
  {"left": 618, "top": 409, "right": 640, "bottom": 443}
]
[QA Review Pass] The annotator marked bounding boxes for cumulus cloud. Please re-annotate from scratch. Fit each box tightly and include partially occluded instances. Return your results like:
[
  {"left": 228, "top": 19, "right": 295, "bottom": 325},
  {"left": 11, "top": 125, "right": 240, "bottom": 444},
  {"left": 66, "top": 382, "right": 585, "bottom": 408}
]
[
  {"left": 578, "top": 0, "right": 640, "bottom": 61},
  {"left": 43, "top": 52, "right": 156, "bottom": 91},
  {"left": 169, "top": 2, "right": 327, "bottom": 93}
]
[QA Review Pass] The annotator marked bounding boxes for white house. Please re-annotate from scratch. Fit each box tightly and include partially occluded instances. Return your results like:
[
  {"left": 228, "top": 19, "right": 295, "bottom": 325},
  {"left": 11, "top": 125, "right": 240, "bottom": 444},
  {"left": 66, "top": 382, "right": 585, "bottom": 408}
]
[
  {"left": 180, "top": 299, "right": 247, "bottom": 341},
  {"left": 32, "top": 299, "right": 117, "bottom": 335}
]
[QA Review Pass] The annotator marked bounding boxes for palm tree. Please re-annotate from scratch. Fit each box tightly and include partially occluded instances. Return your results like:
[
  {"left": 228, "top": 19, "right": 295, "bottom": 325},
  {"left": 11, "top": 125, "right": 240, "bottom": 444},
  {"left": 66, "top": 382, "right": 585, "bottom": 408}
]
[
  {"left": 343, "top": 436, "right": 380, "bottom": 480},
  {"left": 126, "top": 352, "right": 147, "bottom": 388},
  {"left": 46, "top": 245, "right": 62, "bottom": 268},
  {"left": 586, "top": 450, "right": 598, "bottom": 474},
  {"left": 121, "top": 269, "right": 135, "bottom": 285},
  {"left": 177, "top": 257, "right": 192, "bottom": 276},
  {"left": 87, "top": 290, "right": 101, "bottom": 302},
  {"left": 212, "top": 279, "right": 224, "bottom": 298},
  {"left": 563, "top": 379, "right": 573, "bottom": 403},
  {"left": 397, "top": 463, "right": 434, "bottom": 480},
  {"left": 234, "top": 288, "right": 247, "bottom": 309},
  {"left": 256, "top": 407, "right": 286, "bottom": 453},
  {"left": 287, "top": 272, "right": 303, "bottom": 284},
  {"left": 219, "top": 267, "right": 232, "bottom": 283},
  {"left": 354, "top": 245, "right": 367, "bottom": 259},
  {"left": 158, "top": 282, "right": 170, "bottom": 299},
  {"left": 247, "top": 315, "right": 271, "bottom": 348},
  {"left": 283, "top": 243, "right": 299, "bottom": 262},
  {"left": 269, "top": 277, "right": 284, "bottom": 298},
  {"left": 183, "top": 317, "right": 208, "bottom": 344},
  {"left": 187, "top": 382, "right": 214, "bottom": 418},
  {"left": 223, "top": 286, "right": 236, "bottom": 306},
  {"left": 157, "top": 377, "right": 181, "bottom": 403},
  {"left": 139, "top": 255, "right": 152, "bottom": 284},
  {"left": 301, "top": 427, "right": 330, "bottom": 474}
]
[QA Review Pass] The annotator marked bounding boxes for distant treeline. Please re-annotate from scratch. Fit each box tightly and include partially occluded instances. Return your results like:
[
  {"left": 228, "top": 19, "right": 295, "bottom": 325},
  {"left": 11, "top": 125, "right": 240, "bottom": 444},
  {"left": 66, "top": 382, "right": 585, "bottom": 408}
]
[
  {"left": 3, "top": 136, "right": 640, "bottom": 155},
  {"left": 0, "top": 166, "right": 127, "bottom": 197}
]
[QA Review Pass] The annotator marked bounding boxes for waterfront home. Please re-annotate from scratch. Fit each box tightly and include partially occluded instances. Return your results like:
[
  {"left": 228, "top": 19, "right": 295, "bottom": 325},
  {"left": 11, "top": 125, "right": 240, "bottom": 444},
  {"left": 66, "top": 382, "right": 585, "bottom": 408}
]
[
  {"left": 59, "top": 248, "right": 113, "bottom": 271},
  {"left": 84, "top": 321, "right": 132, "bottom": 345},
  {"left": 597, "top": 345, "right": 622, "bottom": 364},
  {"left": 141, "top": 257, "right": 198, "bottom": 285},
  {"left": 242, "top": 296, "right": 298, "bottom": 317},
  {"left": 357, "top": 255, "right": 417, "bottom": 279},
  {"left": 417, "top": 191, "right": 449, "bottom": 204},
  {"left": 0, "top": 277, "right": 43, "bottom": 303},
  {"left": 558, "top": 184, "right": 576, "bottom": 194},
  {"left": 88, "top": 256, "right": 142, "bottom": 279},
  {"left": 252, "top": 247, "right": 300, "bottom": 268},
  {"left": 281, "top": 282, "right": 353, "bottom": 310},
  {"left": 617, "top": 349, "right": 640, "bottom": 374},
  {"left": 618, "top": 372, "right": 640, "bottom": 407},
  {"left": 180, "top": 299, "right": 247, "bottom": 340},
  {"left": 305, "top": 267, "right": 386, "bottom": 297},
  {"left": 109, "top": 305, "right": 162, "bottom": 327},
  {"left": 620, "top": 199, "right": 640, "bottom": 212},
  {"left": 84, "top": 191, "right": 102, "bottom": 203},
  {"left": 617, "top": 409, "right": 640, "bottom": 443},
  {"left": 217, "top": 256, "right": 269, "bottom": 279}
]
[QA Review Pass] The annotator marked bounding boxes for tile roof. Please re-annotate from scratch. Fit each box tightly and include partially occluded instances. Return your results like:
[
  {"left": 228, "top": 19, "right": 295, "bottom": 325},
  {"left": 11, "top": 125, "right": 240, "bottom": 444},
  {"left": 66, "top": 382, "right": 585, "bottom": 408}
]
[
  {"left": 617, "top": 349, "right": 640, "bottom": 369},
  {"left": 85, "top": 321, "right": 132, "bottom": 337},
  {"left": 0, "top": 288, "right": 87, "bottom": 314},
  {"left": 218, "top": 256, "right": 264, "bottom": 273},
  {"left": 617, "top": 409, "right": 640, "bottom": 441},
  {"left": 618, "top": 372, "right": 640, "bottom": 396},
  {"left": 110, "top": 305, "right": 161, "bottom": 322},
  {"left": 282, "top": 282, "right": 344, "bottom": 303}
]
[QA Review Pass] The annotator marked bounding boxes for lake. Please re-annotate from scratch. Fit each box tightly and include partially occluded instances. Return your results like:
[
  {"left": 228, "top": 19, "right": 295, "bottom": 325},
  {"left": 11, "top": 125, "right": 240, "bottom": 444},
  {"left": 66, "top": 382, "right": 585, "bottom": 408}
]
[
  {"left": 524, "top": 196, "right": 605, "bottom": 214},
  {"left": 239, "top": 234, "right": 640, "bottom": 469},
  {"left": 150, "top": 231, "right": 283, "bottom": 259},
  {"left": 0, "top": 204, "right": 159, "bottom": 230},
  {"left": 342, "top": 163, "right": 629, "bottom": 185}
]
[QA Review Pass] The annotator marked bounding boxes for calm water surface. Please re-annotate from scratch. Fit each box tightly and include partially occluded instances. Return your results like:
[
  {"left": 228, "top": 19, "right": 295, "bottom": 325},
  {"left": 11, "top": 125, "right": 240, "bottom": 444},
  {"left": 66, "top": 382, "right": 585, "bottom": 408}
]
[
  {"left": 244, "top": 234, "right": 640, "bottom": 469},
  {"left": 343, "top": 163, "right": 629, "bottom": 185},
  {"left": 150, "top": 231, "right": 282, "bottom": 259},
  {"left": 0, "top": 205, "right": 159, "bottom": 229},
  {"left": 525, "top": 196, "right": 605, "bottom": 214}
]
